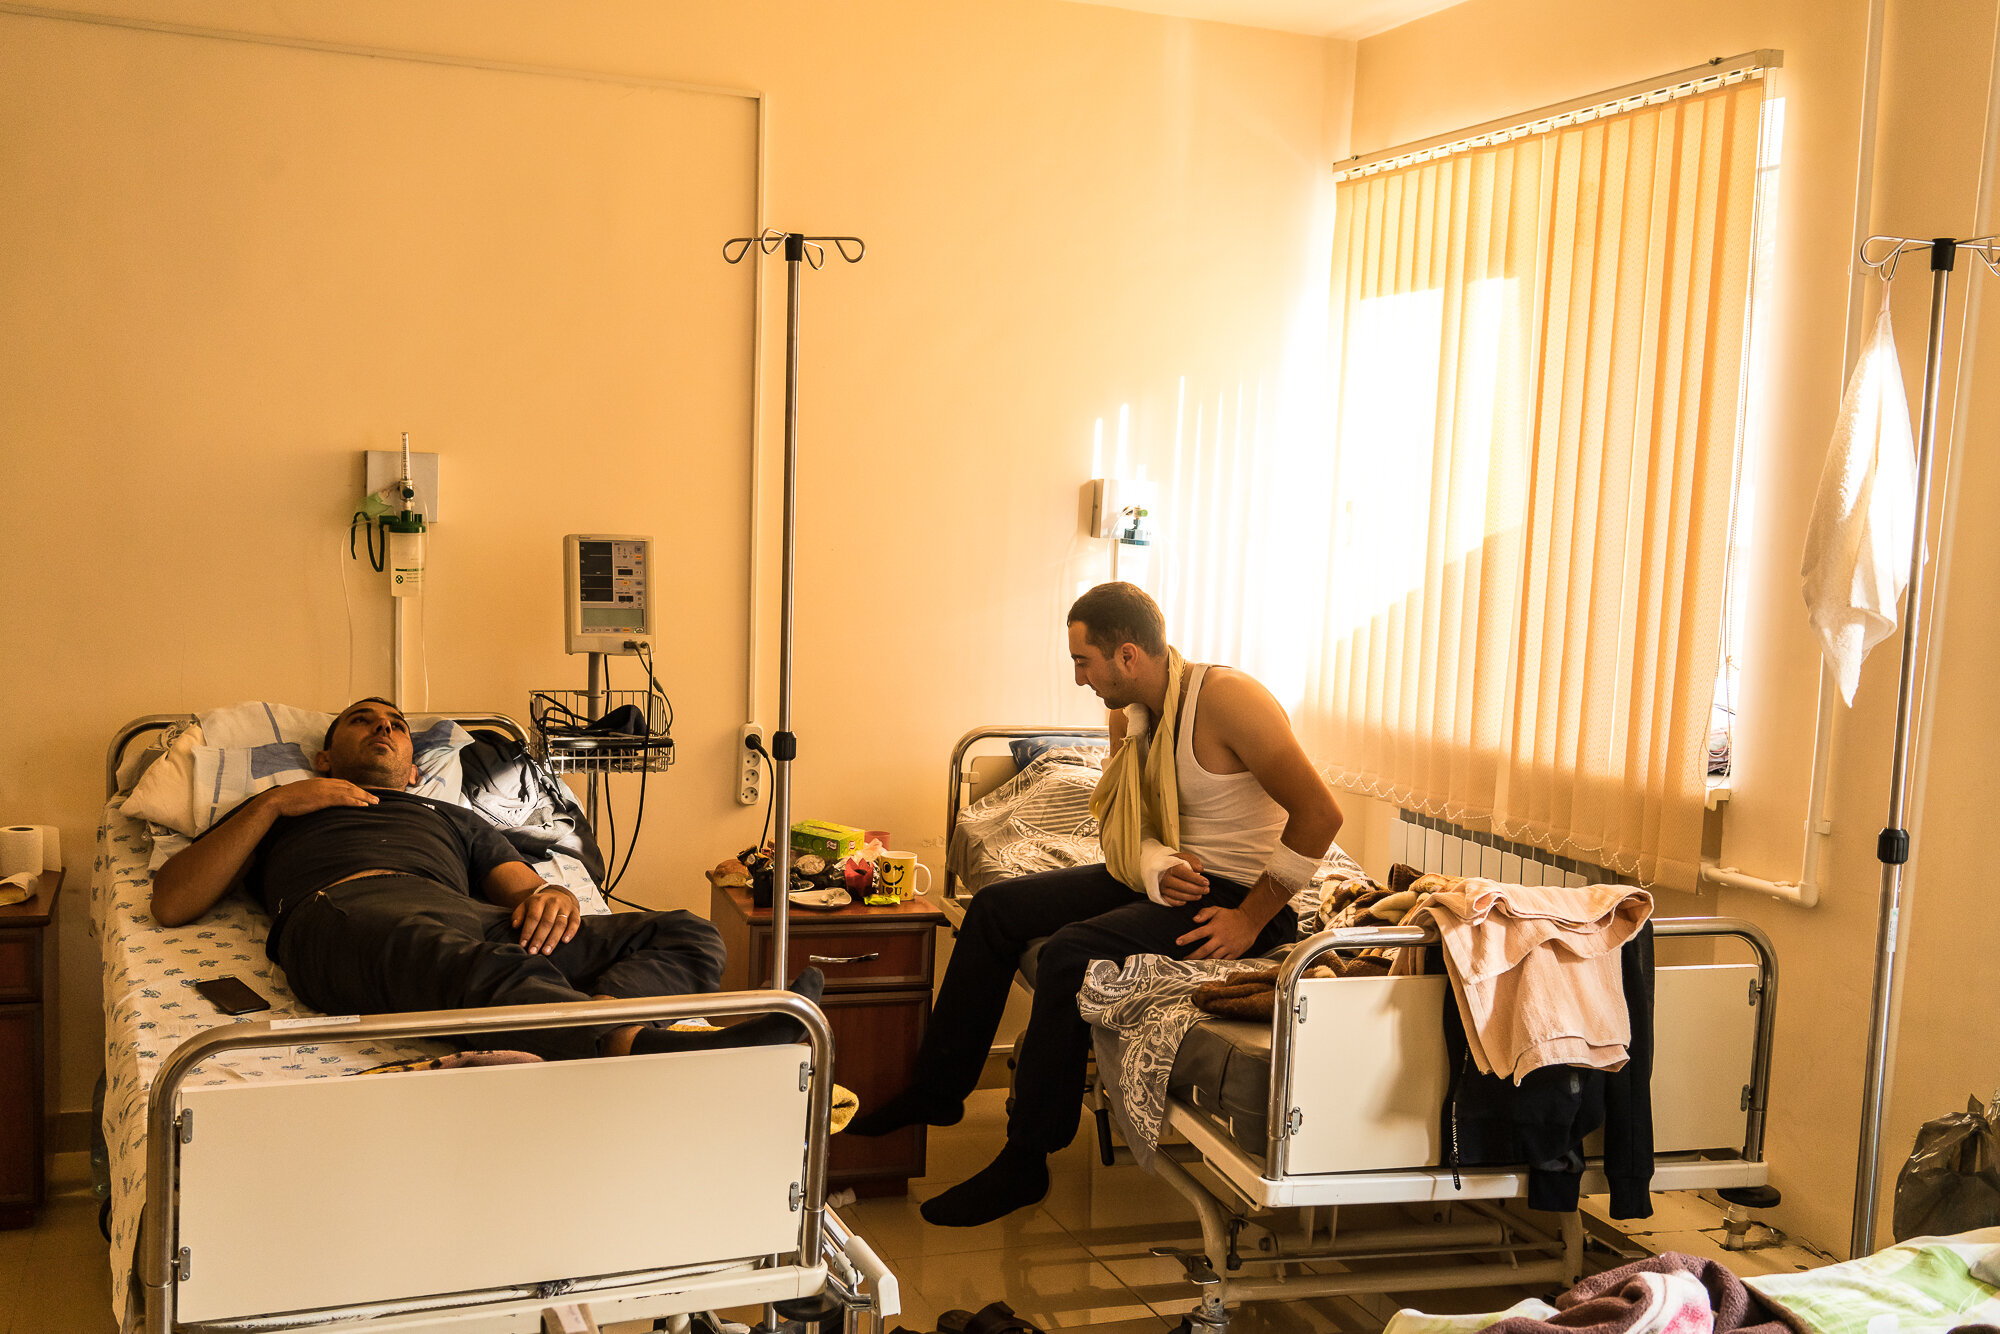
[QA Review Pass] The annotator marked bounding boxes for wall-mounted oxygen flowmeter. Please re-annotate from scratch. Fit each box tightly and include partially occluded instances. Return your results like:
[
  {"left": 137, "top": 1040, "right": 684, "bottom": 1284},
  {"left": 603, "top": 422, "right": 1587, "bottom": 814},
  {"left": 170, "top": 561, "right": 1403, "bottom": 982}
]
[{"left": 564, "top": 534, "right": 653, "bottom": 654}]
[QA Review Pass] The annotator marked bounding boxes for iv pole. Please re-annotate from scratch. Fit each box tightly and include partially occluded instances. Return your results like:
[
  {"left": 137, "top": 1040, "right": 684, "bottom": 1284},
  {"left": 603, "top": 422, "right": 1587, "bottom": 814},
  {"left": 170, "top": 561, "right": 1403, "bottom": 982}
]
[
  {"left": 1848, "top": 233, "right": 1999, "bottom": 1258},
  {"left": 724, "top": 229, "right": 866, "bottom": 991}
]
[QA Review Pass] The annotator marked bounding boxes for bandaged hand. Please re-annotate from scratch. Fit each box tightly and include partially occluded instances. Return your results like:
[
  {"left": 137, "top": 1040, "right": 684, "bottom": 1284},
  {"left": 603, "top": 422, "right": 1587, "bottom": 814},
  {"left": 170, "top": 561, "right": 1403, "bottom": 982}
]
[
  {"left": 512, "top": 886, "right": 581, "bottom": 955},
  {"left": 1139, "top": 841, "right": 1208, "bottom": 906}
]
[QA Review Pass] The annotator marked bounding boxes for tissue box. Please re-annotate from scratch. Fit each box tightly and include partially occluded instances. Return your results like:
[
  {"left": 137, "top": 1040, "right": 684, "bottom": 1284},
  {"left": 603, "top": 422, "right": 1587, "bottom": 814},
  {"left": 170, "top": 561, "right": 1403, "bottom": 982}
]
[{"left": 790, "top": 820, "right": 865, "bottom": 863}]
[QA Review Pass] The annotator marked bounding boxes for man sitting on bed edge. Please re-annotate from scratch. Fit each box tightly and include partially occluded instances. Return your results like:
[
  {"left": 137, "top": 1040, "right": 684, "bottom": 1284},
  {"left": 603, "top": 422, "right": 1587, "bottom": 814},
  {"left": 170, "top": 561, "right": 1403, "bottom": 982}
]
[
  {"left": 152, "top": 697, "right": 820, "bottom": 1059},
  {"left": 848, "top": 581, "right": 1344, "bottom": 1226}
]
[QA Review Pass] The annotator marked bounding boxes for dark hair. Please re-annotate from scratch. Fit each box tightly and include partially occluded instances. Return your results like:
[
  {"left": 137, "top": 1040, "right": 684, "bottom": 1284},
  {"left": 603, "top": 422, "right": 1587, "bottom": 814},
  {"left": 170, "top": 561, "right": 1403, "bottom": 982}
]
[
  {"left": 1067, "top": 582, "right": 1166, "bottom": 657},
  {"left": 323, "top": 697, "right": 404, "bottom": 750}
]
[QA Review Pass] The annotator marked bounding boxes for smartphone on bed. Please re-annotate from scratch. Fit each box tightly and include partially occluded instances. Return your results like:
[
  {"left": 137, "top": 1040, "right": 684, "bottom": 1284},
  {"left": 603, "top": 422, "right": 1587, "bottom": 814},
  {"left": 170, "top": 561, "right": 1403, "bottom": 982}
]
[{"left": 193, "top": 975, "right": 270, "bottom": 1016}]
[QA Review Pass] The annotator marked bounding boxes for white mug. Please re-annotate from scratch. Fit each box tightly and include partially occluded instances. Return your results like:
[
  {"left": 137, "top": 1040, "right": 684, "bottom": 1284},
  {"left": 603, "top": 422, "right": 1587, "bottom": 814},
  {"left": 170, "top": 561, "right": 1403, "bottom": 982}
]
[{"left": 873, "top": 851, "right": 931, "bottom": 901}]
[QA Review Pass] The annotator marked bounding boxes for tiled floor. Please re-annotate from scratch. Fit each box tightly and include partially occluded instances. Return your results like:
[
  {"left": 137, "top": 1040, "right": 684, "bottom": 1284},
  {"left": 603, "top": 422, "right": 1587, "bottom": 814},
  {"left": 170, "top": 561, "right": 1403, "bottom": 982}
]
[
  {"left": 3, "top": 1154, "right": 120, "bottom": 1334},
  {"left": 685, "top": 1089, "right": 1553, "bottom": 1334},
  {"left": 16, "top": 1090, "right": 1826, "bottom": 1334}
]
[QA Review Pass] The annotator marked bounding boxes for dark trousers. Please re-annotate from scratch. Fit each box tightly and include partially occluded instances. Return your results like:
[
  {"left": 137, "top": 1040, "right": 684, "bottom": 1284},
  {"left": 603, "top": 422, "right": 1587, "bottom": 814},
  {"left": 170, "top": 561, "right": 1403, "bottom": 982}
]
[
  {"left": 919, "top": 863, "right": 1296, "bottom": 1153},
  {"left": 276, "top": 874, "right": 726, "bottom": 1061}
]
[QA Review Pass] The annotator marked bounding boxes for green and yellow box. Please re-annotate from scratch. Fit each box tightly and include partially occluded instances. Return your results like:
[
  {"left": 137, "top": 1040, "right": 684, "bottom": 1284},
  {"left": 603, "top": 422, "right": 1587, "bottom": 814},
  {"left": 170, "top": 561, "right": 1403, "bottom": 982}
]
[{"left": 790, "top": 820, "right": 865, "bottom": 863}]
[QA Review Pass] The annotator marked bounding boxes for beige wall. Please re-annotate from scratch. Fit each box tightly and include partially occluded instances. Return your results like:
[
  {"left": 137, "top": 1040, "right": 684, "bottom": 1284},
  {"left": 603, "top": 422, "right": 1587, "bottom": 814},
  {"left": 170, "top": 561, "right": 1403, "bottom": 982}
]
[
  {"left": 16, "top": 0, "right": 1985, "bottom": 1261},
  {"left": 1355, "top": 0, "right": 2000, "bottom": 1257},
  {"left": 0, "top": 0, "right": 1341, "bottom": 1128}
]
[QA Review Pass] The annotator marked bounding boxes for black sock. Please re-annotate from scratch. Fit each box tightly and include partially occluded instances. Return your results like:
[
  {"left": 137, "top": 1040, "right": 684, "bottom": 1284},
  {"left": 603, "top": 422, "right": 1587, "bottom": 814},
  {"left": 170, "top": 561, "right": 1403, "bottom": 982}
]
[
  {"left": 844, "top": 1083, "right": 965, "bottom": 1137},
  {"left": 629, "top": 968, "right": 825, "bottom": 1056},
  {"left": 919, "top": 1142, "right": 1049, "bottom": 1227}
]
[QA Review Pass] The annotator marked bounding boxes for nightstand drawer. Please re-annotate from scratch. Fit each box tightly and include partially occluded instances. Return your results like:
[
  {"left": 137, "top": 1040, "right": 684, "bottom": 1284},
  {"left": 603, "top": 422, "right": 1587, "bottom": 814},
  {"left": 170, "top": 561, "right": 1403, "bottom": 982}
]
[
  {"left": 755, "top": 926, "right": 935, "bottom": 992},
  {"left": 0, "top": 934, "right": 38, "bottom": 1002}
]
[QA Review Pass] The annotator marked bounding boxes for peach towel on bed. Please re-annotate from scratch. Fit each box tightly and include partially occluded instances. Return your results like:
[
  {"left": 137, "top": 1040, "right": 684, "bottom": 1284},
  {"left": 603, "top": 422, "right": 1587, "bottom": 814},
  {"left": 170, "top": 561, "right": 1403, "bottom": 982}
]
[{"left": 1413, "top": 880, "right": 1653, "bottom": 1084}]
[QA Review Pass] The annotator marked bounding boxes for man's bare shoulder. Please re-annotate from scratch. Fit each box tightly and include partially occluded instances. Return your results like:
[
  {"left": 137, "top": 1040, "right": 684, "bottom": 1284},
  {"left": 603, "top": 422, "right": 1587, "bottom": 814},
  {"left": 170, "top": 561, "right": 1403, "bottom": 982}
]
[{"left": 1198, "top": 666, "right": 1286, "bottom": 715}]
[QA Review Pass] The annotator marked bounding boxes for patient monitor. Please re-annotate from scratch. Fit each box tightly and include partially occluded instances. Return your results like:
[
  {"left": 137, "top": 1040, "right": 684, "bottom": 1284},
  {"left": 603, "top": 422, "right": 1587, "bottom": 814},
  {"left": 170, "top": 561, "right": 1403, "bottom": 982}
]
[{"left": 564, "top": 534, "right": 653, "bottom": 655}]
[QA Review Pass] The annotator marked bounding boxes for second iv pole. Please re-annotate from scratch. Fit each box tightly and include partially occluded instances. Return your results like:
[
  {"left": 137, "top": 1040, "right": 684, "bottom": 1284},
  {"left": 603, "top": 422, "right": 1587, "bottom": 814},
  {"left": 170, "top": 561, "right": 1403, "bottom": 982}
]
[
  {"left": 724, "top": 229, "right": 866, "bottom": 991},
  {"left": 1847, "top": 232, "right": 1999, "bottom": 1259}
]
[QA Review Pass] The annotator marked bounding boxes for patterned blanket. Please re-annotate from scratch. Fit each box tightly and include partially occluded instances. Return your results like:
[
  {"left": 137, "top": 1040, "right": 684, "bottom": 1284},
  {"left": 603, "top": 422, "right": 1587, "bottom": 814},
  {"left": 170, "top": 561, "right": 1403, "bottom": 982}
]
[
  {"left": 1383, "top": 1232, "right": 2000, "bottom": 1334},
  {"left": 1745, "top": 1229, "right": 2000, "bottom": 1334},
  {"left": 1074, "top": 845, "right": 1371, "bottom": 1165}
]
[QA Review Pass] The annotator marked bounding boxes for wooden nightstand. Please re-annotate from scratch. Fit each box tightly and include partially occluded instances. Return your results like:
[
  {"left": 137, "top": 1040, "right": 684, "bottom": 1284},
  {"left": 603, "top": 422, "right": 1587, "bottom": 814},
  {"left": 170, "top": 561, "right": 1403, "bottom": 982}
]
[
  {"left": 0, "top": 868, "right": 62, "bottom": 1229},
  {"left": 709, "top": 881, "right": 946, "bottom": 1197}
]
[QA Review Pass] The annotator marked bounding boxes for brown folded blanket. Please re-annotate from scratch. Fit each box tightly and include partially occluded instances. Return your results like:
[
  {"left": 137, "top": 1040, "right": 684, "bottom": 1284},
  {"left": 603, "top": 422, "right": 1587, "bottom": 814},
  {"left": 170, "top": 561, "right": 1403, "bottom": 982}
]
[{"left": 1191, "top": 955, "right": 1394, "bottom": 1021}]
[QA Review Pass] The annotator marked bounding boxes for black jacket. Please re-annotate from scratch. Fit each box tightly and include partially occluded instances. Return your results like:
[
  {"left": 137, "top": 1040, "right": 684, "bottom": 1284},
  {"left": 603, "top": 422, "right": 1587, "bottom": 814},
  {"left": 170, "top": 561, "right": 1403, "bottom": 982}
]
[
  {"left": 1437, "top": 920, "right": 1655, "bottom": 1218},
  {"left": 459, "top": 729, "right": 608, "bottom": 886}
]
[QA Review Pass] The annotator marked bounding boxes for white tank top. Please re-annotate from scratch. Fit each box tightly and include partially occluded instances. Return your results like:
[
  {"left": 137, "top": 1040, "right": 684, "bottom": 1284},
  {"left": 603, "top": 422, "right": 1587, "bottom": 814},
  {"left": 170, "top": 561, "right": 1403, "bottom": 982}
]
[{"left": 1174, "top": 664, "right": 1288, "bottom": 885}]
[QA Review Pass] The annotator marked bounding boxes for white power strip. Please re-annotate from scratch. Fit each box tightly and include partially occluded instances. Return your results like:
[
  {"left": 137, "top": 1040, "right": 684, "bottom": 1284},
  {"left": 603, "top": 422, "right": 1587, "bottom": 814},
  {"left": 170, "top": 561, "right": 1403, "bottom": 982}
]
[{"left": 737, "top": 724, "right": 765, "bottom": 805}]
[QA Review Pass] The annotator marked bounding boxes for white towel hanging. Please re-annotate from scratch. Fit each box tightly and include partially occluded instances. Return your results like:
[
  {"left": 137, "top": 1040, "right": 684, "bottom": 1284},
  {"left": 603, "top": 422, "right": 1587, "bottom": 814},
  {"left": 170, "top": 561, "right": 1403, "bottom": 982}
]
[{"left": 1801, "top": 298, "right": 1922, "bottom": 705}]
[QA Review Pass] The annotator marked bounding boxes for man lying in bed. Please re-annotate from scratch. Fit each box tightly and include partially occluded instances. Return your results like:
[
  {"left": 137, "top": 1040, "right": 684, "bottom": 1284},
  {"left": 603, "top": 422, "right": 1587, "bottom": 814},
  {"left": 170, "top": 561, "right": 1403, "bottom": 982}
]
[
  {"left": 153, "top": 697, "right": 819, "bottom": 1059},
  {"left": 848, "top": 582, "right": 1344, "bottom": 1226}
]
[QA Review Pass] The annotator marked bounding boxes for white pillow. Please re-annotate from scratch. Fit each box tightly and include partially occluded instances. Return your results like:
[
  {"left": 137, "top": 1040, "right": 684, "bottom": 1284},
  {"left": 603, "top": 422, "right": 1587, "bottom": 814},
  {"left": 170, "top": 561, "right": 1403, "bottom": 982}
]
[
  {"left": 182, "top": 702, "right": 473, "bottom": 835},
  {"left": 119, "top": 721, "right": 206, "bottom": 835}
]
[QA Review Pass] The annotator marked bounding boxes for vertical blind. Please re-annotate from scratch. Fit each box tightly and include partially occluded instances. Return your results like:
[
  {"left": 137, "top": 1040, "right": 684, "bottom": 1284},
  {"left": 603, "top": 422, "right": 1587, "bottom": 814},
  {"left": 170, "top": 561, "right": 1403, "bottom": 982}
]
[{"left": 1303, "top": 77, "right": 1765, "bottom": 889}]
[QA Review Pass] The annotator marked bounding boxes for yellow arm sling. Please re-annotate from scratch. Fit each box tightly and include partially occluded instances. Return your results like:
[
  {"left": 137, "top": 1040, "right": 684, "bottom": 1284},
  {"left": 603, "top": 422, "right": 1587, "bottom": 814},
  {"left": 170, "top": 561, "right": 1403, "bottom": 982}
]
[{"left": 1090, "top": 647, "right": 1188, "bottom": 893}]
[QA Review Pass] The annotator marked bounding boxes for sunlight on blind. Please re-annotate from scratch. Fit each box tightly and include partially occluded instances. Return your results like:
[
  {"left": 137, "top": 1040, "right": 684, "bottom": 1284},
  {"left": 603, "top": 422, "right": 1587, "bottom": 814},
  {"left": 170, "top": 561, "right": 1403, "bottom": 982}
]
[{"left": 1304, "top": 79, "right": 1766, "bottom": 889}]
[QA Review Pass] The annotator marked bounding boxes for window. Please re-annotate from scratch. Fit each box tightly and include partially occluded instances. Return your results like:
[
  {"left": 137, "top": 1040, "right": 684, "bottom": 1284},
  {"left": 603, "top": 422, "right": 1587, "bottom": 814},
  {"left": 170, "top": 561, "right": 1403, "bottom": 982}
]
[{"left": 1303, "top": 72, "right": 1769, "bottom": 888}]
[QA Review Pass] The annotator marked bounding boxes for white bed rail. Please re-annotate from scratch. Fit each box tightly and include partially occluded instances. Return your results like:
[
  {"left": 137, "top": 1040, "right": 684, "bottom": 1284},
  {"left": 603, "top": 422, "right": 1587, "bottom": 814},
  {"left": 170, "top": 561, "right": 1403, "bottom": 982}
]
[
  {"left": 141, "top": 990, "right": 836, "bottom": 1333},
  {"left": 1263, "top": 915, "right": 1779, "bottom": 1178}
]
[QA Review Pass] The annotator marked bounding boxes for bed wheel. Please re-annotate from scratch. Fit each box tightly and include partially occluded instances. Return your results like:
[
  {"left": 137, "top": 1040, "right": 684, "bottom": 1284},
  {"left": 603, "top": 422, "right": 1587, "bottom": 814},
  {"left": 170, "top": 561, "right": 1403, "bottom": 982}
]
[
  {"left": 775, "top": 1293, "right": 845, "bottom": 1334},
  {"left": 98, "top": 1198, "right": 112, "bottom": 1242}
]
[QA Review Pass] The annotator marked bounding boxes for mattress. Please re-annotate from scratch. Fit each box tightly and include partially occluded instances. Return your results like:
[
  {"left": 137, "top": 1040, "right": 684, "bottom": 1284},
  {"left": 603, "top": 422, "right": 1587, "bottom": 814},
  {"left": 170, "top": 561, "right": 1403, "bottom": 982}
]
[
  {"left": 1166, "top": 1017, "right": 1275, "bottom": 1155},
  {"left": 93, "top": 804, "right": 452, "bottom": 1324}
]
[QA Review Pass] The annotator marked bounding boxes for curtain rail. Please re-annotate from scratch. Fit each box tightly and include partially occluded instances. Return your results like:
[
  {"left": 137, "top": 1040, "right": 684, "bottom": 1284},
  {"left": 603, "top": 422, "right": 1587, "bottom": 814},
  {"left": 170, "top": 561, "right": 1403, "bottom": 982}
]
[{"left": 1334, "top": 48, "right": 1782, "bottom": 181}]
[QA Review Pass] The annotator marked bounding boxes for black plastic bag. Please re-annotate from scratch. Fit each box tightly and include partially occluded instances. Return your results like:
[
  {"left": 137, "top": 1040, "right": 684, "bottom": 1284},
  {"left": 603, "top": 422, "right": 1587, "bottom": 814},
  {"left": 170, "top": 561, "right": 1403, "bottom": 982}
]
[{"left": 1892, "top": 1094, "right": 2000, "bottom": 1241}]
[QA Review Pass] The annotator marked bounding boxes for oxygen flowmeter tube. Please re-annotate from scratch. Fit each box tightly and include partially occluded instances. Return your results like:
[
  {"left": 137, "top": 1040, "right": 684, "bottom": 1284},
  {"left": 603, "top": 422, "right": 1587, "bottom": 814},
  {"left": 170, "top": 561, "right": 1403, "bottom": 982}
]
[{"left": 386, "top": 434, "right": 426, "bottom": 705}]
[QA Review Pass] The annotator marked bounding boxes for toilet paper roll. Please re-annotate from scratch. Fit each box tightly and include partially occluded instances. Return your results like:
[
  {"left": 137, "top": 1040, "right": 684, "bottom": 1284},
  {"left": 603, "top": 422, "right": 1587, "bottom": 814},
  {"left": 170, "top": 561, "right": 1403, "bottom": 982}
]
[
  {"left": 28, "top": 824, "right": 59, "bottom": 870},
  {"left": 0, "top": 827, "right": 42, "bottom": 879}
]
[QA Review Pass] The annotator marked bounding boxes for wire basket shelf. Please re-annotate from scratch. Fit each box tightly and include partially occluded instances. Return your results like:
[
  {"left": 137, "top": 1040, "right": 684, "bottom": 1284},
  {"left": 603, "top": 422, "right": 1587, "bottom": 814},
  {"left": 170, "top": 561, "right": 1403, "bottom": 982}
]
[{"left": 531, "top": 689, "right": 675, "bottom": 775}]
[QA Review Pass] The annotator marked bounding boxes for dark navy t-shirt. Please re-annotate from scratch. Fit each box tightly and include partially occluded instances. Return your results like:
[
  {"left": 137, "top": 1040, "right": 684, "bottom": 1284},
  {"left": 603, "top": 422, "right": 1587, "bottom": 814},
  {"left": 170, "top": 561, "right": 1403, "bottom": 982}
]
[{"left": 202, "top": 788, "right": 526, "bottom": 940}]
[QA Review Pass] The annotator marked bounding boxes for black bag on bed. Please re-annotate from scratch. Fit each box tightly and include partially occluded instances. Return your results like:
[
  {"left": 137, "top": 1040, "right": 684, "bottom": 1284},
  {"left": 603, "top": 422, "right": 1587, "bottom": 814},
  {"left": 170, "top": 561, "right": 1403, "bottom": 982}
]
[{"left": 458, "top": 729, "right": 607, "bottom": 887}]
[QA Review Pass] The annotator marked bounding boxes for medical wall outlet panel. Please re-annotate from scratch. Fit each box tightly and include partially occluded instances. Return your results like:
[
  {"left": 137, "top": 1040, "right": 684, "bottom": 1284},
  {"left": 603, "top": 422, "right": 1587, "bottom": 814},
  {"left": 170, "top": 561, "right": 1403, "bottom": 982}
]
[
  {"left": 364, "top": 450, "right": 441, "bottom": 522},
  {"left": 1083, "top": 477, "right": 1158, "bottom": 539},
  {"left": 564, "top": 534, "right": 653, "bottom": 655}
]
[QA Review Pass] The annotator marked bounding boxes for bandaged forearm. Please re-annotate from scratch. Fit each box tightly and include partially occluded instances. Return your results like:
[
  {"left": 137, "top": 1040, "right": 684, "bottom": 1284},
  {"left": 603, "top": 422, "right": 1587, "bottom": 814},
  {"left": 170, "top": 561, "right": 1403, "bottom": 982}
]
[
  {"left": 1261, "top": 841, "right": 1321, "bottom": 898},
  {"left": 1137, "top": 838, "right": 1186, "bottom": 906}
]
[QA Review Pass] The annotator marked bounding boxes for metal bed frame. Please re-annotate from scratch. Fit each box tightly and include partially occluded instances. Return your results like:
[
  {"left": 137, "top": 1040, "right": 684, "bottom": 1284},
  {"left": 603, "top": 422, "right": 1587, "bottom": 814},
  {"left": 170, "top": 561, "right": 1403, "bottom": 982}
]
[
  {"left": 937, "top": 723, "right": 1779, "bottom": 1330},
  {"left": 1136, "top": 914, "right": 1777, "bottom": 1333},
  {"left": 102, "top": 712, "right": 899, "bottom": 1334}
]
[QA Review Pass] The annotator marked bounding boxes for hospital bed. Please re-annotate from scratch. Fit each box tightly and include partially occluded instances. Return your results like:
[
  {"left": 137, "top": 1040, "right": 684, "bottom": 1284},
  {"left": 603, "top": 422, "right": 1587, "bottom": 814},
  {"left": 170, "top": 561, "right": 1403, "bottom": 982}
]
[
  {"left": 1379, "top": 1227, "right": 2000, "bottom": 1334},
  {"left": 97, "top": 710, "right": 899, "bottom": 1334},
  {"left": 943, "top": 724, "right": 1779, "bottom": 1332}
]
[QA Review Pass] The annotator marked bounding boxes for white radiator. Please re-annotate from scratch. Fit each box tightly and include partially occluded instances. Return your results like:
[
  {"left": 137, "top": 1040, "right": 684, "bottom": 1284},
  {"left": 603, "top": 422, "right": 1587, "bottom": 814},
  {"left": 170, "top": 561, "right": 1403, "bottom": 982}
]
[{"left": 1388, "top": 810, "right": 1611, "bottom": 887}]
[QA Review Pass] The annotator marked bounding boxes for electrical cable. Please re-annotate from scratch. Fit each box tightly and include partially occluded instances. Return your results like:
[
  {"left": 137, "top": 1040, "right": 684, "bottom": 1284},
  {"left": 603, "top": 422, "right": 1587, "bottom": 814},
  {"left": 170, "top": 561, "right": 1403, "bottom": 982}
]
[
  {"left": 418, "top": 586, "right": 430, "bottom": 711},
  {"left": 632, "top": 643, "right": 676, "bottom": 734},
  {"left": 606, "top": 644, "right": 674, "bottom": 893},
  {"left": 598, "top": 657, "right": 618, "bottom": 883},
  {"left": 752, "top": 737, "right": 776, "bottom": 853},
  {"left": 349, "top": 512, "right": 386, "bottom": 573},
  {"left": 338, "top": 525, "right": 357, "bottom": 700}
]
